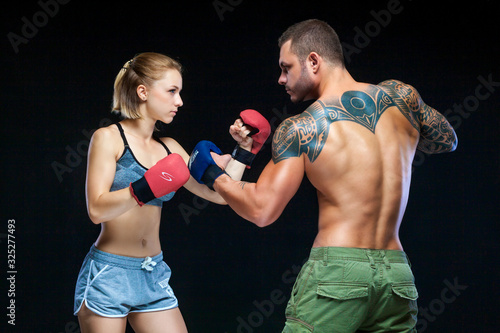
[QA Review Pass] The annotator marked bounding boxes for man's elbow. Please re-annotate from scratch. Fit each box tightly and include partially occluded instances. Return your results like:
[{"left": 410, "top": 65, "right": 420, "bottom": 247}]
[
  {"left": 253, "top": 217, "right": 276, "bottom": 228},
  {"left": 450, "top": 135, "right": 458, "bottom": 152},
  {"left": 248, "top": 209, "right": 279, "bottom": 228},
  {"left": 417, "top": 136, "right": 458, "bottom": 154},
  {"left": 442, "top": 134, "right": 458, "bottom": 153}
]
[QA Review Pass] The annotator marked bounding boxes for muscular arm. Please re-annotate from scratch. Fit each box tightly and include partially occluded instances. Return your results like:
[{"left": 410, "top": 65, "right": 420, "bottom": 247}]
[
  {"left": 379, "top": 79, "right": 458, "bottom": 154},
  {"left": 213, "top": 120, "right": 305, "bottom": 227},
  {"left": 417, "top": 103, "right": 458, "bottom": 153},
  {"left": 183, "top": 155, "right": 247, "bottom": 206}
]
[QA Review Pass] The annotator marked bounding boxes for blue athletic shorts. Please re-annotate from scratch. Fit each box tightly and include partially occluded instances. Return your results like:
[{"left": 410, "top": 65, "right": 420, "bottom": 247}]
[{"left": 74, "top": 245, "right": 178, "bottom": 317}]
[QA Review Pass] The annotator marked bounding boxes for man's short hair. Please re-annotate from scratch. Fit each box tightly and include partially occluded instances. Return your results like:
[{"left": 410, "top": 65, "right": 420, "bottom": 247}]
[{"left": 278, "top": 19, "right": 345, "bottom": 68}]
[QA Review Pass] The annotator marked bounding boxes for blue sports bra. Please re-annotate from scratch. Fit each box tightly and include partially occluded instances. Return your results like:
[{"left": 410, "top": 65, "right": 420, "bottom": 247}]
[{"left": 110, "top": 123, "right": 176, "bottom": 206}]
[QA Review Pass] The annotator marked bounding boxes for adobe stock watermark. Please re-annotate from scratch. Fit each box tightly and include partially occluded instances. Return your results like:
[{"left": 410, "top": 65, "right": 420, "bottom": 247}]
[
  {"left": 213, "top": 0, "right": 243, "bottom": 22},
  {"left": 417, "top": 277, "right": 468, "bottom": 332},
  {"left": 51, "top": 117, "right": 113, "bottom": 183},
  {"left": 413, "top": 72, "right": 499, "bottom": 170},
  {"left": 342, "top": 0, "right": 412, "bottom": 64},
  {"left": 50, "top": 320, "right": 80, "bottom": 333},
  {"left": 7, "top": 0, "right": 72, "bottom": 54},
  {"left": 178, "top": 195, "right": 210, "bottom": 225},
  {"left": 234, "top": 259, "right": 306, "bottom": 333}
]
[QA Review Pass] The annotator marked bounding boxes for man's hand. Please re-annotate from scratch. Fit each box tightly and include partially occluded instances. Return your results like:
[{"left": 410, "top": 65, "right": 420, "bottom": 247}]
[{"left": 230, "top": 118, "right": 253, "bottom": 151}]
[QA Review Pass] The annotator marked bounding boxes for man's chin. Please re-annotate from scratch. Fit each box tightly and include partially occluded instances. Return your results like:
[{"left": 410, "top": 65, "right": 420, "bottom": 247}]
[
  {"left": 289, "top": 94, "right": 303, "bottom": 103},
  {"left": 290, "top": 95, "right": 314, "bottom": 104}
]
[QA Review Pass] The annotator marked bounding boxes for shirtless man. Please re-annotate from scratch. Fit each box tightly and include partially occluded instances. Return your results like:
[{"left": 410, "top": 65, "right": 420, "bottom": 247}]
[{"left": 191, "top": 19, "right": 457, "bottom": 332}]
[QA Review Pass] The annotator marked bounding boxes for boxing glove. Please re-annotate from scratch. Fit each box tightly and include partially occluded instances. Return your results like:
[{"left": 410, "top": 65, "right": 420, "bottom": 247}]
[
  {"left": 130, "top": 153, "right": 189, "bottom": 206},
  {"left": 232, "top": 109, "right": 271, "bottom": 168},
  {"left": 188, "top": 140, "right": 227, "bottom": 190}
]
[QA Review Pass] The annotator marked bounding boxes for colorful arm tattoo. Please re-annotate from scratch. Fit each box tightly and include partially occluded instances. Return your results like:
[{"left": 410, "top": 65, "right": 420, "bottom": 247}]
[{"left": 379, "top": 79, "right": 457, "bottom": 153}]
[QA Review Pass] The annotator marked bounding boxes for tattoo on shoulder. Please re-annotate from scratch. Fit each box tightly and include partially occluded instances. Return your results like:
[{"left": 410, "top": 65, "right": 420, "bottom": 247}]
[
  {"left": 271, "top": 80, "right": 452, "bottom": 162},
  {"left": 378, "top": 79, "right": 421, "bottom": 131},
  {"left": 272, "top": 102, "right": 327, "bottom": 164},
  {"left": 272, "top": 85, "right": 400, "bottom": 163}
]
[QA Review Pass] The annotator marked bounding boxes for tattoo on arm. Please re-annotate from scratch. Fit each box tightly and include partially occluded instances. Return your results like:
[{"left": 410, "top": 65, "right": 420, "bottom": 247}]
[
  {"left": 417, "top": 104, "right": 458, "bottom": 153},
  {"left": 379, "top": 79, "right": 457, "bottom": 153}
]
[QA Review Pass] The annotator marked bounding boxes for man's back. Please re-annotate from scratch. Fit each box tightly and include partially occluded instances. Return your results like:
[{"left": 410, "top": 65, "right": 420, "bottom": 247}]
[
  {"left": 212, "top": 19, "right": 458, "bottom": 332},
  {"left": 272, "top": 80, "right": 456, "bottom": 250}
]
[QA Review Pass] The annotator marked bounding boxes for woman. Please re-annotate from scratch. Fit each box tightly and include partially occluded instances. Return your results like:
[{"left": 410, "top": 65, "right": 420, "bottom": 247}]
[{"left": 74, "top": 52, "right": 250, "bottom": 332}]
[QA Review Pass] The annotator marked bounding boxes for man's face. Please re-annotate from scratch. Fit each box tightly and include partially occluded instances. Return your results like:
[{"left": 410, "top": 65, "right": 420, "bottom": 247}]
[{"left": 278, "top": 40, "right": 315, "bottom": 103}]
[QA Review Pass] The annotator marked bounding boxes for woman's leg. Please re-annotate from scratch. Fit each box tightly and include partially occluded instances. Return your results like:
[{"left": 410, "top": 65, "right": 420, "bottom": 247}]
[
  {"left": 128, "top": 307, "right": 188, "bottom": 333},
  {"left": 77, "top": 301, "right": 128, "bottom": 333}
]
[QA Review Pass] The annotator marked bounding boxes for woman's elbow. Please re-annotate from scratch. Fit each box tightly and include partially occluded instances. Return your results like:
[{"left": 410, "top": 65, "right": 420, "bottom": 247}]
[{"left": 87, "top": 206, "right": 106, "bottom": 224}]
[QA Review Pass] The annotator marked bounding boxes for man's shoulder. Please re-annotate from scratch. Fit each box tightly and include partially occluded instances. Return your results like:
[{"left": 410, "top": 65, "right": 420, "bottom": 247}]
[
  {"left": 376, "top": 79, "right": 419, "bottom": 98},
  {"left": 272, "top": 101, "right": 333, "bottom": 163},
  {"left": 377, "top": 79, "right": 406, "bottom": 88},
  {"left": 376, "top": 79, "right": 422, "bottom": 130},
  {"left": 275, "top": 101, "right": 323, "bottom": 129}
]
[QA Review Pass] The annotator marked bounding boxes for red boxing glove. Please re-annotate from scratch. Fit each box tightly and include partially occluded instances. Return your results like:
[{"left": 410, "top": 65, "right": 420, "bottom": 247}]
[
  {"left": 232, "top": 109, "right": 271, "bottom": 168},
  {"left": 240, "top": 109, "right": 271, "bottom": 154},
  {"left": 130, "top": 153, "right": 189, "bottom": 206}
]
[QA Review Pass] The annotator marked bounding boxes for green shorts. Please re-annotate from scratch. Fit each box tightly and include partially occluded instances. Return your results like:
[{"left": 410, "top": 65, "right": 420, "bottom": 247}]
[{"left": 283, "top": 247, "right": 418, "bottom": 333}]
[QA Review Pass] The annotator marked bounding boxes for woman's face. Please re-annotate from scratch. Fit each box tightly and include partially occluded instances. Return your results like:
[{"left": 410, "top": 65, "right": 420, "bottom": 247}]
[{"left": 144, "top": 69, "right": 183, "bottom": 124}]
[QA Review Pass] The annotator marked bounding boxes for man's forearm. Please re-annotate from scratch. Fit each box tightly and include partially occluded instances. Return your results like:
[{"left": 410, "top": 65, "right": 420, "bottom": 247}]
[{"left": 214, "top": 174, "right": 272, "bottom": 227}]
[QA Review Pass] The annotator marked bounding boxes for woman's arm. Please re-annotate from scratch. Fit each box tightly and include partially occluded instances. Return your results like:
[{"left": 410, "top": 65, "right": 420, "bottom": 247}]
[
  {"left": 162, "top": 138, "right": 234, "bottom": 205},
  {"left": 85, "top": 127, "right": 138, "bottom": 224},
  {"left": 164, "top": 119, "right": 253, "bottom": 205}
]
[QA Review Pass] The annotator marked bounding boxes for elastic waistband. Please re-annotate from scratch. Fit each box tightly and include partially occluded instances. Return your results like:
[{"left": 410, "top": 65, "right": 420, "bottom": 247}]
[
  {"left": 88, "top": 245, "right": 163, "bottom": 270},
  {"left": 309, "top": 246, "right": 409, "bottom": 264}
]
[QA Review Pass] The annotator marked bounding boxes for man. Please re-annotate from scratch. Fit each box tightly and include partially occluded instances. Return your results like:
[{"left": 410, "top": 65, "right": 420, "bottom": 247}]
[{"left": 194, "top": 19, "right": 458, "bottom": 332}]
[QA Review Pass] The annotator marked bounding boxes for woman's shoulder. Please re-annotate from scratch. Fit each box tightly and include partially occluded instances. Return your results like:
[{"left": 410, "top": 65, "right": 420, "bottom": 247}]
[
  {"left": 92, "top": 123, "right": 122, "bottom": 142},
  {"left": 158, "top": 136, "right": 190, "bottom": 158},
  {"left": 89, "top": 123, "right": 123, "bottom": 157}
]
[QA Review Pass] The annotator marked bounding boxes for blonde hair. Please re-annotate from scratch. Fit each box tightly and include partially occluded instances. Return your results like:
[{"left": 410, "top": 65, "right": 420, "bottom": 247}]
[{"left": 112, "top": 52, "right": 182, "bottom": 119}]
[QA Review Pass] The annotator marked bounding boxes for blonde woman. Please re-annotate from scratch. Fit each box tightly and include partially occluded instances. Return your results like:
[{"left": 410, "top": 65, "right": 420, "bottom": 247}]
[{"left": 74, "top": 52, "right": 250, "bottom": 332}]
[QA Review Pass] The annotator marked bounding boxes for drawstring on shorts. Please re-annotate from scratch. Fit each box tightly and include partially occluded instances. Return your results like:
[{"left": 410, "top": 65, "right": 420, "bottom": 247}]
[{"left": 141, "top": 257, "right": 157, "bottom": 271}]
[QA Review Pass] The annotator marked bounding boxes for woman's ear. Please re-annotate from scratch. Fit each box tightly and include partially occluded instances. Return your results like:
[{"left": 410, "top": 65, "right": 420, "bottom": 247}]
[{"left": 137, "top": 84, "right": 148, "bottom": 101}]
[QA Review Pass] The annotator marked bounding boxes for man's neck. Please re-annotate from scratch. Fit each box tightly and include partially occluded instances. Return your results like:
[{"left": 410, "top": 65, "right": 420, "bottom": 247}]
[{"left": 318, "top": 67, "right": 357, "bottom": 99}]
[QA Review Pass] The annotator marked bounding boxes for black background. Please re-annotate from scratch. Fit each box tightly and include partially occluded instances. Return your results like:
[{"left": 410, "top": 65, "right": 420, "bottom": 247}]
[{"left": 1, "top": 0, "right": 499, "bottom": 332}]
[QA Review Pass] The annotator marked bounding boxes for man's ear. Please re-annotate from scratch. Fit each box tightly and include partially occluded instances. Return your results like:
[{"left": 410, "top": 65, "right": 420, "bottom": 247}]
[{"left": 308, "top": 52, "right": 321, "bottom": 74}]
